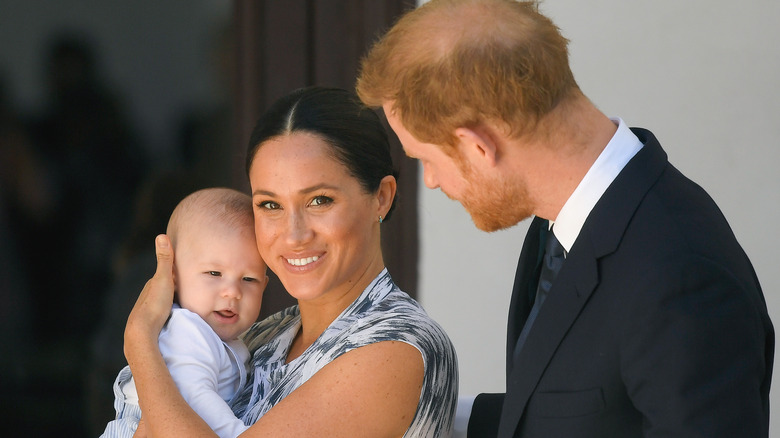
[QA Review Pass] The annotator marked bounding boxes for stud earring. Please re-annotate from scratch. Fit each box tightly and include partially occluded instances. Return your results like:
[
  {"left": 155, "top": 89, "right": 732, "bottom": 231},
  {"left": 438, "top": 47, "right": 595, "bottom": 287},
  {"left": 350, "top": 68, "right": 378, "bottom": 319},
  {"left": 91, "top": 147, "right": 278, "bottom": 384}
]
[{"left": 378, "top": 215, "right": 384, "bottom": 224}]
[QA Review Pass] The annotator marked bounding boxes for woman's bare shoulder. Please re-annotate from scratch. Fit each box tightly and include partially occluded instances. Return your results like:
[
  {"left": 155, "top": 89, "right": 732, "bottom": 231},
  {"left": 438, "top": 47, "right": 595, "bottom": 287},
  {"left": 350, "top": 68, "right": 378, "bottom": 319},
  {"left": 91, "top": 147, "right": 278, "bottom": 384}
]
[{"left": 243, "top": 341, "right": 423, "bottom": 438}]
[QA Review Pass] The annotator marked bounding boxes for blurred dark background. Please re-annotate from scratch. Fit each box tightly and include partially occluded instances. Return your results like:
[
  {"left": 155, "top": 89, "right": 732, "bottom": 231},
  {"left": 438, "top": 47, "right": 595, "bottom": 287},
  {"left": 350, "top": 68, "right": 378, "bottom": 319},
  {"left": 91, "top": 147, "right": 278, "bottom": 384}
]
[{"left": 0, "top": 0, "right": 417, "bottom": 435}]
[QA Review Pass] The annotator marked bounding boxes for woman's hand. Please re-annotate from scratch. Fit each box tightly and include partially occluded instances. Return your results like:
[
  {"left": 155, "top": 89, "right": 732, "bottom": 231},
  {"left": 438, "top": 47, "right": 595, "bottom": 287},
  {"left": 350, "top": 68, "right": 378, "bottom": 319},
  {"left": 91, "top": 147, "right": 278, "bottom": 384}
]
[
  {"left": 132, "top": 418, "right": 147, "bottom": 438},
  {"left": 120, "top": 234, "right": 217, "bottom": 437},
  {"left": 124, "top": 234, "right": 175, "bottom": 360}
]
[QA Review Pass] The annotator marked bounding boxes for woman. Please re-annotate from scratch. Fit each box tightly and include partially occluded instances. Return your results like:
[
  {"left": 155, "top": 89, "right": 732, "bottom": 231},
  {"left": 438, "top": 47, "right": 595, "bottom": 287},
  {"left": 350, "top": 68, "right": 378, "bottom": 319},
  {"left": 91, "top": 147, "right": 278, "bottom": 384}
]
[{"left": 124, "top": 86, "right": 458, "bottom": 437}]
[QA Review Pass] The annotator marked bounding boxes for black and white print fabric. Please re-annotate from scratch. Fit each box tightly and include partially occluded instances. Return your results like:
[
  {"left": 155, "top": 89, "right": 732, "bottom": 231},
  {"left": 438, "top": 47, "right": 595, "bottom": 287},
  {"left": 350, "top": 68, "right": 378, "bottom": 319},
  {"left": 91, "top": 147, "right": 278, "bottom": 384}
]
[{"left": 230, "top": 269, "right": 458, "bottom": 437}]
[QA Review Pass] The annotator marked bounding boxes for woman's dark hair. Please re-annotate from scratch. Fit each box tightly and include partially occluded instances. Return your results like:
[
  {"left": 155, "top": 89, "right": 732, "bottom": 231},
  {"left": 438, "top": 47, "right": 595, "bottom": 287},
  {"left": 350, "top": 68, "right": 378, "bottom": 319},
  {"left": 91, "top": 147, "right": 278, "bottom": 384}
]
[{"left": 246, "top": 86, "right": 398, "bottom": 220}]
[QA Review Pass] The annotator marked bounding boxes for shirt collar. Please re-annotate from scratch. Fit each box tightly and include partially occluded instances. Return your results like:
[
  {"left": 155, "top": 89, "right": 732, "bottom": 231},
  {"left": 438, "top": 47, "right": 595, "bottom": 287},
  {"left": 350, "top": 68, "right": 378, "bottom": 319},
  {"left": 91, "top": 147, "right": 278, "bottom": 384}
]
[{"left": 551, "top": 118, "right": 643, "bottom": 254}]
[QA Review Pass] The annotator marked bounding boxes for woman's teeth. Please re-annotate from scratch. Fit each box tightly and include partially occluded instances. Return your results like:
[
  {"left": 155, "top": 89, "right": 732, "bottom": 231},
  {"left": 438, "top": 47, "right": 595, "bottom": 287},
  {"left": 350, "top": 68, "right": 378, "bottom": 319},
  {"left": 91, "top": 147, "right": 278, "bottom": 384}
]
[{"left": 287, "top": 256, "right": 319, "bottom": 266}]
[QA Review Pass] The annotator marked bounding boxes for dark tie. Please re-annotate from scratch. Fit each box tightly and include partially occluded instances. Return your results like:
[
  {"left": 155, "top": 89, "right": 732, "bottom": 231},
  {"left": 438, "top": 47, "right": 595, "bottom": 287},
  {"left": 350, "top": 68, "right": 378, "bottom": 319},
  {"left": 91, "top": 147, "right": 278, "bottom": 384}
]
[{"left": 513, "top": 228, "right": 566, "bottom": 360}]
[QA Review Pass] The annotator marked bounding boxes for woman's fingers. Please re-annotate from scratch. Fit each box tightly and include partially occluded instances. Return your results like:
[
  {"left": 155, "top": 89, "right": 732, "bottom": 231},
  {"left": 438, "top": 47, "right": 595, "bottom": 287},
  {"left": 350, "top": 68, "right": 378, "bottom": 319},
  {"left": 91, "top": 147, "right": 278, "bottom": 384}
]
[
  {"left": 140, "top": 234, "right": 175, "bottom": 321},
  {"left": 143, "top": 234, "right": 175, "bottom": 321},
  {"left": 133, "top": 419, "right": 147, "bottom": 438},
  {"left": 125, "top": 235, "right": 176, "bottom": 351},
  {"left": 152, "top": 234, "right": 174, "bottom": 286}
]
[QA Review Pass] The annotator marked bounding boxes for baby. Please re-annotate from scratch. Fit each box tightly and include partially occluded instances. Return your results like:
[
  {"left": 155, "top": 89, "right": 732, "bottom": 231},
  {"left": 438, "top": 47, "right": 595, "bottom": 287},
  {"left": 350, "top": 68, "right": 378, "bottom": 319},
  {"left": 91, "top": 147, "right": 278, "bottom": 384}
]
[{"left": 101, "top": 187, "right": 267, "bottom": 438}]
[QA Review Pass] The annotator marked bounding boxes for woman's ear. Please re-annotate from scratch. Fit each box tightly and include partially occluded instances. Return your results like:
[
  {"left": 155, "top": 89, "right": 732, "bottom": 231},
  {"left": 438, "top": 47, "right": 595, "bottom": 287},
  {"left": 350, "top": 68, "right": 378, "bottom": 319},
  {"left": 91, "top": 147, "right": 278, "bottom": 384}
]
[
  {"left": 454, "top": 125, "right": 499, "bottom": 167},
  {"left": 376, "top": 174, "right": 397, "bottom": 218}
]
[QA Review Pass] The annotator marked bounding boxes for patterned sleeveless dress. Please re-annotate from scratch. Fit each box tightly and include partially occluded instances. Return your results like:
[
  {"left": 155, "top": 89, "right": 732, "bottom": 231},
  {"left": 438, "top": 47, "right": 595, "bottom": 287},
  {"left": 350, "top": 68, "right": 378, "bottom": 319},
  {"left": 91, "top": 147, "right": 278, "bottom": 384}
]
[{"left": 230, "top": 269, "right": 458, "bottom": 437}]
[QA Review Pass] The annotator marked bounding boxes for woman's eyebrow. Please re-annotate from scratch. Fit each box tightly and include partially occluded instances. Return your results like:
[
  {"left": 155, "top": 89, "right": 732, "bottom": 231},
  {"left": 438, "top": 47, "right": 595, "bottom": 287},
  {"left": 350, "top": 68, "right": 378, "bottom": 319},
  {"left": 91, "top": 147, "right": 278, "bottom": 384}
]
[{"left": 252, "top": 183, "right": 340, "bottom": 198}]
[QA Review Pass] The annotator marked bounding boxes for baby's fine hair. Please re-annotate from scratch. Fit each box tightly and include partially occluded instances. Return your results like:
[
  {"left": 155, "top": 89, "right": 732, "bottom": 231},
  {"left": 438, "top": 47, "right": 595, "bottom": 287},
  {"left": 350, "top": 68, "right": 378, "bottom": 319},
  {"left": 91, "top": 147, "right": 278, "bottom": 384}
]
[{"left": 167, "top": 187, "right": 253, "bottom": 246}]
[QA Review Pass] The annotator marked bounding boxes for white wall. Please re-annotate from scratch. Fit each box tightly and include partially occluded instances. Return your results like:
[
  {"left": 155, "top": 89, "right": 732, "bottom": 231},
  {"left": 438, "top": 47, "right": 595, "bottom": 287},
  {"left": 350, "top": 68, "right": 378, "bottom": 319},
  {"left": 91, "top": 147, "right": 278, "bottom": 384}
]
[{"left": 415, "top": 0, "right": 780, "bottom": 433}]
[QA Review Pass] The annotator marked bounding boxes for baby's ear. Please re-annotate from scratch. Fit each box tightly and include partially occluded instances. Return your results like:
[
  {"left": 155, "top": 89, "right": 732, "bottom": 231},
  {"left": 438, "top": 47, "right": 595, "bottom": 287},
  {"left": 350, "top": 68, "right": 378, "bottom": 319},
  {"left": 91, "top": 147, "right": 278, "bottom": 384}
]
[{"left": 171, "top": 264, "right": 180, "bottom": 303}]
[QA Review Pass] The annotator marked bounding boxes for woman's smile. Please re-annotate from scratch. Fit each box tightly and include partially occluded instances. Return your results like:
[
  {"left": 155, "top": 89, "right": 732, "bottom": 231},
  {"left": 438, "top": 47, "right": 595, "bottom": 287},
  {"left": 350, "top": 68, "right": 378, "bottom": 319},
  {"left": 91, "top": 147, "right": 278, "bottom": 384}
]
[{"left": 286, "top": 255, "right": 321, "bottom": 267}]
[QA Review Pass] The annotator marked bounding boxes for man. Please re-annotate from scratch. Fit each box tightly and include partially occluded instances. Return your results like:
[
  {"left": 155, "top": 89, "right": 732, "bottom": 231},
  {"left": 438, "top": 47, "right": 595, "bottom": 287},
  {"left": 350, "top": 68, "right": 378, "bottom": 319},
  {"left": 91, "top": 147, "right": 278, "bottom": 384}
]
[{"left": 356, "top": 0, "right": 773, "bottom": 437}]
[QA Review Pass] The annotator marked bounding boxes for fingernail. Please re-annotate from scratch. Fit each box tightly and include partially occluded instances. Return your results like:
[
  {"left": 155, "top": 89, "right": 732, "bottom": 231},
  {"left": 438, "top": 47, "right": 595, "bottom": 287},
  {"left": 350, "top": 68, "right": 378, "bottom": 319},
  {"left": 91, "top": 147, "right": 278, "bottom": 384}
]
[{"left": 156, "top": 235, "right": 169, "bottom": 248}]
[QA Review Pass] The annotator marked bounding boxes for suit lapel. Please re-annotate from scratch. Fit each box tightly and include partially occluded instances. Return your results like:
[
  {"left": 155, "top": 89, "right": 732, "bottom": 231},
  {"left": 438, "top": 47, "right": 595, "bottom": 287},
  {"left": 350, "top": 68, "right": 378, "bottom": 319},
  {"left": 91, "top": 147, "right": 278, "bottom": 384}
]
[
  {"left": 505, "top": 217, "right": 547, "bottom": 375},
  {"left": 498, "top": 236, "right": 600, "bottom": 437},
  {"left": 497, "top": 128, "right": 669, "bottom": 437}
]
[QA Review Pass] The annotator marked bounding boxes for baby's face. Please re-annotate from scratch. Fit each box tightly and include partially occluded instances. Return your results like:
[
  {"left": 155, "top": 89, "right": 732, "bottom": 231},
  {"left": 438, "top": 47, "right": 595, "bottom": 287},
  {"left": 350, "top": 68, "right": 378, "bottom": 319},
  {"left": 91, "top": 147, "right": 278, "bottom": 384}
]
[{"left": 174, "top": 224, "right": 267, "bottom": 341}]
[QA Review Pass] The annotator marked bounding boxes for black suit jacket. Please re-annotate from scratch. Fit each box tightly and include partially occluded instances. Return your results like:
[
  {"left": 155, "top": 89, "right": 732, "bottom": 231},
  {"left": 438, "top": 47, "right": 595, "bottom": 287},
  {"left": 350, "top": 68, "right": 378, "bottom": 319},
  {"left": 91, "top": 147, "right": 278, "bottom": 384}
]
[{"left": 469, "top": 128, "right": 773, "bottom": 437}]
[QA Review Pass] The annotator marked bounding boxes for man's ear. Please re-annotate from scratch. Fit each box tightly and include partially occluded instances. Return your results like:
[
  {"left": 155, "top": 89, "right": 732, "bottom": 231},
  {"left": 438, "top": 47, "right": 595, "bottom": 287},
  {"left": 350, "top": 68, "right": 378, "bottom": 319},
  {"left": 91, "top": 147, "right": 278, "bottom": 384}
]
[{"left": 454, "top": 126, "right": 498, "bottom": 167}]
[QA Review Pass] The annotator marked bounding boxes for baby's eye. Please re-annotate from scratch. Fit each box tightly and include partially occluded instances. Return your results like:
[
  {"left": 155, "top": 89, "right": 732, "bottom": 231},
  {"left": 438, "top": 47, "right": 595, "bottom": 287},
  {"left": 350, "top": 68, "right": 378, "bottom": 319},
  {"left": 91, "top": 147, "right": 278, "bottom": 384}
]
[
  {"left": 310, "top": 195, "right": 333, "bottom": 207},
  {"left": 208, "top": 271, "right": 222, "bottom": 277},
  {"left": 242, "top": 276, "right": 257, "bottom": 283},
  {"left": 257, "top": 200, "right": 280, "bottom": 210}
]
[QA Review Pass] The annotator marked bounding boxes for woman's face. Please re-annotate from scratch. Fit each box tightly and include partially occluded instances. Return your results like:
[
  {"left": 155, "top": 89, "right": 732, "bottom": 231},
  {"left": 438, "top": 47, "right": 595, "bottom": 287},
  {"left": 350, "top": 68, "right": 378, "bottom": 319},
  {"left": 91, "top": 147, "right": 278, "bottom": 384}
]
[{"left": 248, "top": 132, "right": 390, "bottom": 306}]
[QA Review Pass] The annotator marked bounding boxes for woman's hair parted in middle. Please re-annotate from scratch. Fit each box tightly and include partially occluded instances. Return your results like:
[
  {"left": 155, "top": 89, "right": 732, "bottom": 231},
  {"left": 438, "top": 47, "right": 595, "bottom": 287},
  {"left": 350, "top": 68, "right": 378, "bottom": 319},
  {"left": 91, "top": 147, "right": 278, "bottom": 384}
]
[{"left": 245, "top": 86, "right": 398, "bottom": 220}]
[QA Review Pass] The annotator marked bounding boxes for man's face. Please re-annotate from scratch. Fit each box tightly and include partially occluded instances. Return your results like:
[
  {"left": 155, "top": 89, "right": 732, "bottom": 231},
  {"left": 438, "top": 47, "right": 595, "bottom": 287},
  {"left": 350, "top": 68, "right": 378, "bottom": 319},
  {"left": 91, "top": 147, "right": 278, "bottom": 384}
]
[
  {"left": 383, "top": 103, "right": 533, "bottom": 232},
  {"left": 382, "top": 103, "right": 467, "bottom": 196}
]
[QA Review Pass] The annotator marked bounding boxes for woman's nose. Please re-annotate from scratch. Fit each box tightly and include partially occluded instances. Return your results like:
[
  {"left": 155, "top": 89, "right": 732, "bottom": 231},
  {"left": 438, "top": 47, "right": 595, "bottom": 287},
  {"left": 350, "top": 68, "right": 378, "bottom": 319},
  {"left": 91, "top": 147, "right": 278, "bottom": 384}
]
[{"left": 285, "top": 211, "right": 314, "bottom": 245}]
